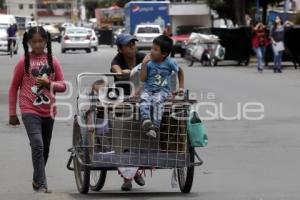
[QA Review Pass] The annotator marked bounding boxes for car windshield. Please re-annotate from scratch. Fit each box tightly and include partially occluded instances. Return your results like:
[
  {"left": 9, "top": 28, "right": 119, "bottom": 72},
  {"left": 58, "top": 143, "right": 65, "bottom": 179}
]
[
  {"left": 66, "top": 28, "right": 88, "bottom": 34},
  {"left": 137, "top": 27, "right": 160, "bottom": 34}
]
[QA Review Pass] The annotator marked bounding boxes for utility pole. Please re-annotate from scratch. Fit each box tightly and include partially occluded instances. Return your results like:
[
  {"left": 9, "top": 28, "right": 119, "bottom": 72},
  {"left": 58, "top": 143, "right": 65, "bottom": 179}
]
[
  {"left": 284, "top": 0, "right": 288, "bottom": 21},
  {"left": 256, "top": 0, "right": 260, "bottom": 21}
]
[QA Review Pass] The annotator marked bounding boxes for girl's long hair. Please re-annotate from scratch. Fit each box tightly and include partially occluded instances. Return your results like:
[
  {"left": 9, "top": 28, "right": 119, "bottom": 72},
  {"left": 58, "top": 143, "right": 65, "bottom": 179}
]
[
  {"left": 22, "top": 26, "right": 53, "bottom": 74},
  {"left": 273, "top": 16, "right": 283, "bottom": 29}
]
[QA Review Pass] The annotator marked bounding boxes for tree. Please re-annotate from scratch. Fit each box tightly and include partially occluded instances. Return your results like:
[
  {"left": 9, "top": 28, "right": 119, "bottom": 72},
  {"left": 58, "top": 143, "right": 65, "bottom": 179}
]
[
  {"left": 207, "top": 0, "right": 283, "bottom": 26},
  {"left": 259, "top": 0, "right": 282, "bottom": 24},
  {"left": 0, "top": 0, "right": 6, "bottom": 9},
  {"left": 207, "top": 0, "right": 236, "bottom": 24},
  {"left": 233, "top": 0, "right": 246, "bottom": 25}
]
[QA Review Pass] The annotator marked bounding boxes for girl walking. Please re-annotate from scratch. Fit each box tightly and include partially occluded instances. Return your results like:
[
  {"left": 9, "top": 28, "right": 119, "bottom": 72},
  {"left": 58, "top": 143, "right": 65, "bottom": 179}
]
[
  {"left": 8, "top": 26, "right": 66, "bottom": 193},
  {"left": 252, "top": 22, "right": 269, "bottom": 72},
  {"left": 270, "top": 16, "right": 294, "bottom": 73}
]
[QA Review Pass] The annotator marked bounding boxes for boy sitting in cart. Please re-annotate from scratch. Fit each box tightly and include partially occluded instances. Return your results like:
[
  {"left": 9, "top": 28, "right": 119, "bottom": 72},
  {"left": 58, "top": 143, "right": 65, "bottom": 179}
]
[{"left": 140, "top": 35, "right": 185, "bottom": 138}]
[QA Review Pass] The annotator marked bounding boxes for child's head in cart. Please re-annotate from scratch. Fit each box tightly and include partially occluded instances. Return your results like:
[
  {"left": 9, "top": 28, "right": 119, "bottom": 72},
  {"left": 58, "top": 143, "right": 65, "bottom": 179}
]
[
  {"left": 82, "top": 79, "right": 108, "bottom": 133},
  {"left": 91, "top": 79, "right": 107, "bottom": 97}
]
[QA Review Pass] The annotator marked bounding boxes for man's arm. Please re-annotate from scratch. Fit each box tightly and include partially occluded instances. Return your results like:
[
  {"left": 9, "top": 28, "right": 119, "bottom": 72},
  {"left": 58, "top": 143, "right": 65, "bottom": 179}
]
[
  {"left": 140, "top": 54, "right": 151, "bottom": 82},
  {"left": 111, "top": 65, "right": 123, "bottom": 74},
  {"left": 140, "top": 62, "right": 147, "bottom": 82},
  {"left": 111, "top": 64, "right": 131, "bottom": 80}
]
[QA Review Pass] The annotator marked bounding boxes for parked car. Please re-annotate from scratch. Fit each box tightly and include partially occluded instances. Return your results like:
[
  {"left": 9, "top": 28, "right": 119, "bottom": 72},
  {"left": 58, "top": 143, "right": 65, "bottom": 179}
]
[
  {"left": 134, "top": 24, "right": 162, "bottom": 50},
  {"left": 61, "top": 27, "right": 92, "bottom": 54},
  {"left": 25, "top": 21, "right": 38, "bottom": 30},
  {"left": 43, "top": 24, "right": 61, "bottom": 42},
  {"left": 86, "top": 28, "right": 99, "bottom": 51},
  {"left": 61, "top": 22, "right": 75, "bottom": 29}
]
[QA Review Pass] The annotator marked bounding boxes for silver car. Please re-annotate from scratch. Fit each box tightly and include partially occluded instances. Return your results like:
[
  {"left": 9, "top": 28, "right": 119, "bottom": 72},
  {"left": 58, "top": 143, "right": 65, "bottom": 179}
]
[
  {"left": 134, "top": 24, "right": 163, "bottom": 50},
  {"left": 86, "top": 28, "right": 99, "bottom": 51},
  {"left": 61, "top": 27, "right": 92, "bottom": 54}
]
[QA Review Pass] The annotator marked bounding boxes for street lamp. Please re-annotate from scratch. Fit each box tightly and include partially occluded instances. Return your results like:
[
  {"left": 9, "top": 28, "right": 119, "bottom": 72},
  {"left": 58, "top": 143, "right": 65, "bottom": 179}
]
[{"left": 256, "top": 0, "right": 260, "bottom": 21}]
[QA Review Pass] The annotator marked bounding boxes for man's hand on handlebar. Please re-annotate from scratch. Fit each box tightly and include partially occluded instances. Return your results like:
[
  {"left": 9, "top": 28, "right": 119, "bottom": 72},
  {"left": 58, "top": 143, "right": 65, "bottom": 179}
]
[{"left": 116, "top": 69, "right": 131, "bottom": 79}]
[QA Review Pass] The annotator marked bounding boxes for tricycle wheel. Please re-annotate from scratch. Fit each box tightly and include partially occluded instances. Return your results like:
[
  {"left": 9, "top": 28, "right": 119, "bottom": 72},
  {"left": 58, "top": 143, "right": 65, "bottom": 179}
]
[
  {"left": 90, "top": 170, "right": 107, "bottom": 191},
  {"left": 73, "top": 117, "right": 90, "bottom": 194},
  {"left": 188, "top": 60, "right": 194, "bottom": 67},
  {"left": 177, "top": 147, "right": 195, "bottom": 193}
]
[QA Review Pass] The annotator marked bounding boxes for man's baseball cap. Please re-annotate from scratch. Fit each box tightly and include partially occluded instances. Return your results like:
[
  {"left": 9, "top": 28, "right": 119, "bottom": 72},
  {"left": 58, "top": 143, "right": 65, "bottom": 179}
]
[{"left": 116, "top": 34, "right": 138, "bottom": 46}]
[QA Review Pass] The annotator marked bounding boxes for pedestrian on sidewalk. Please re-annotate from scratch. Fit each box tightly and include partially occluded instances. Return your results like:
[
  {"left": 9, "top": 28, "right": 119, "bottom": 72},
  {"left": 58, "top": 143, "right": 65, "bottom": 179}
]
[
  {"left": 252, "top": 22, "right": 269, "bottom": 72},
  {"left": 270, "top": 16, "right": 294, "bottom": 73},
  {"left": 8, "top": 26, "right": 66, "bottom": 193}
]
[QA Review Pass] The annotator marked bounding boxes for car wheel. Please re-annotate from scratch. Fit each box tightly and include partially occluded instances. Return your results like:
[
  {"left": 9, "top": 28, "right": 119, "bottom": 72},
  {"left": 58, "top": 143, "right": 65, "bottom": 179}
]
[
  {"left": 61, "top": 49, "right": 66, "bottom": 54},
  {"left": 94, "top": 47, "right": 98, "bottom": 52},
  {"left": 86, "top": 48, "right": 92, "bottom": 53}
]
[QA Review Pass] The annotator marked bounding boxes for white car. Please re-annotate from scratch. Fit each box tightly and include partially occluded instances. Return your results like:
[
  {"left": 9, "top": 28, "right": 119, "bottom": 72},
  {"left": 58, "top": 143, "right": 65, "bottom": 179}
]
[
  {"left": 61, "top": 22, "right": 75, "bottom": 29},
  {"left": 134, "top": 24, "right": 163, "bottom": 50},
  {"left": 86, "top": 28, "right": 99, "bottom": 51},
  {"left": 61, "top": 27, "right": 92, "bottom": 54},
  {"left": 43, "top": 24, "right": 60, "bottom": 42},
  {"left": 25, "top": 21, "right": 38, "bottom": 30}
]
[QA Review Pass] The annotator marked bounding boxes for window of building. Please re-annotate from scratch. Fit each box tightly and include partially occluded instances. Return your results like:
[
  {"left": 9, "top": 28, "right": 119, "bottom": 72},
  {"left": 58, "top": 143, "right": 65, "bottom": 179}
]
[
  {"left": 19, "top": 4, "right": 24, "bottom": 10},
  {"left": 29, "top": 4, "right": 34, "bottom": 9}
]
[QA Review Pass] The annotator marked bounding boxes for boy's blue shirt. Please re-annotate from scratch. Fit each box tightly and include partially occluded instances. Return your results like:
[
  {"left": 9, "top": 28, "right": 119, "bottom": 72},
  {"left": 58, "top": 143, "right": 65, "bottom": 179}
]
[{"left": 143, "top": 57, "right": 179, "bottom": 93}]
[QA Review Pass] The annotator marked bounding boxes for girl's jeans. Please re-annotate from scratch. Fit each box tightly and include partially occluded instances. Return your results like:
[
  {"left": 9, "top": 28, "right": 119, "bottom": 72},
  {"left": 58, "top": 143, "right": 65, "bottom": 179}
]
[
  {"left": 22, "top": 114, "right": 54, "bottom": 189},
  {"left": 272, "top": 48, "right": 283, "bottom": 71},
  {"left": 253, "top": 46, "right": 265, "bottom": 71},
  {"left": 140, "top": 90, "right": 169, "bottom": 128}
]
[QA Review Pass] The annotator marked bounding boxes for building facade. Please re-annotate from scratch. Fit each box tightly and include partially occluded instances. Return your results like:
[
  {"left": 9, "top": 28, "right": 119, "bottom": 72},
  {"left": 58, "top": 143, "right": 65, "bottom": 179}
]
[
  {"left": 6, "top": 0, "right": 74, "bottom": 23},
  {"left": 6, "top": 0, "right": 36, "bottom": 17}
]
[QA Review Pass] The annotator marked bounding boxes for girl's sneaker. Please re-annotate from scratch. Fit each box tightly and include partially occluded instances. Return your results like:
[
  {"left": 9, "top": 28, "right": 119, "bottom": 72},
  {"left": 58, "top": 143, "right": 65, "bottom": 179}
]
[
  {"left": 36, "top": 187, "right": 52, "bottom": 194},
  {"left": 32, "top": 182, "right": 39, "bottom": 191}
]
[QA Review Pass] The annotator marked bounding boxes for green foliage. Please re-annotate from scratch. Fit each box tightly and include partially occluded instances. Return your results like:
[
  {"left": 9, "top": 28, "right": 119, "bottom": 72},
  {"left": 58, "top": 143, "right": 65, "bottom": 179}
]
[
  {"left": 0, "top": 0, "right": 6, "bottom": 9},
  {"left": 207, "top": 0, "right": 284, "bottom": 25}
]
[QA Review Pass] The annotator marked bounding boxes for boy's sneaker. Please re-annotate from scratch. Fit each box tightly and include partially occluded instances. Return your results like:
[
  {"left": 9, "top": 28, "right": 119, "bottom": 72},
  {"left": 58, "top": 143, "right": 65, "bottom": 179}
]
[
  {"left": 146, "top": 126, "right": 157, "bottom": 138},
  {"left": 142, "top": 119, "right": 152, "bottom": 131},
  {"left": 32, "top": 182, "right": 39, "bottom": 191}
]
